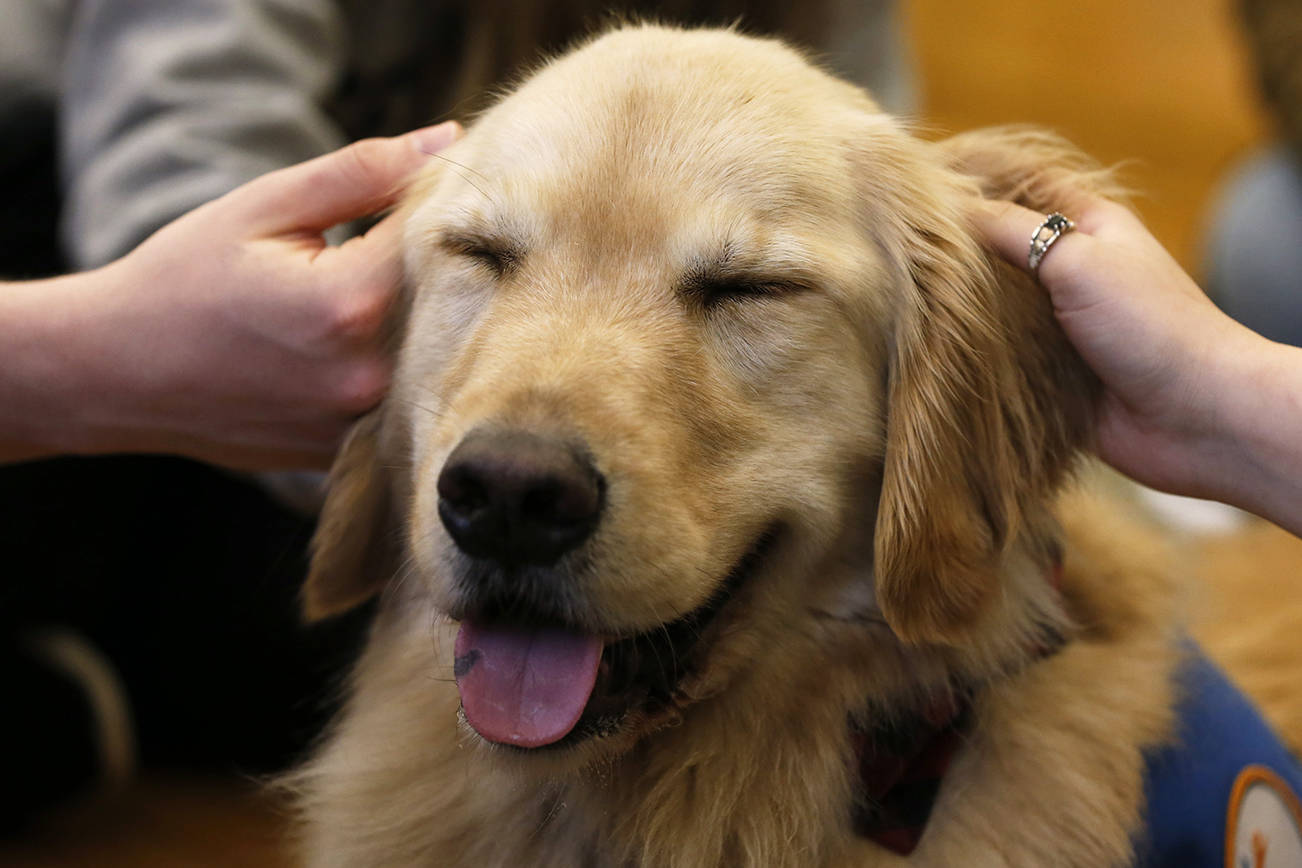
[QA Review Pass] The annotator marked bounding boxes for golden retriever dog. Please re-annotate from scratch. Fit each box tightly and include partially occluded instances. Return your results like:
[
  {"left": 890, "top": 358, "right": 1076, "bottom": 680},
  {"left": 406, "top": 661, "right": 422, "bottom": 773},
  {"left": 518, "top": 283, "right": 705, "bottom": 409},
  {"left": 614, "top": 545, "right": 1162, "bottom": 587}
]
[{"left": 288, "top": 25, "right": 1184, "bottom": 867}]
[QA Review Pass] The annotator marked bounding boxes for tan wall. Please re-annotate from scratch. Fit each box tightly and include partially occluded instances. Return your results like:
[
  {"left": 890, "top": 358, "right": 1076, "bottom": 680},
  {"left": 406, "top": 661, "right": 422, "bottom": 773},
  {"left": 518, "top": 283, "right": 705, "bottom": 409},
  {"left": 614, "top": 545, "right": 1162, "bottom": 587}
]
[{"left": 906, "top": 0, "right": 1271, "bottom": 272}]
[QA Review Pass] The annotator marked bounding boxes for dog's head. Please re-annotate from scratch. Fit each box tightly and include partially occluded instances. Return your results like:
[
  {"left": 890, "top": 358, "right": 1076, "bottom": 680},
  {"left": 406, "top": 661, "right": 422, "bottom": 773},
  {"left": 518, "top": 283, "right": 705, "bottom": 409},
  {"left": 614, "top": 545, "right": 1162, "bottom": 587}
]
[{"left": 304, "top": 26, "right": 1104, "bottom": 761}]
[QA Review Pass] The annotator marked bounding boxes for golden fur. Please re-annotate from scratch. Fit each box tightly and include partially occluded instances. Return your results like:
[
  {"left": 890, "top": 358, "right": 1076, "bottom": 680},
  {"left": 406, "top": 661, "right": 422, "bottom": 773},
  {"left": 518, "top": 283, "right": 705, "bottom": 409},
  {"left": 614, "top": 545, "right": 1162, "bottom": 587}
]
[
  {"left": 288, "top": 26, "right": 1183, "bottom": 867},
  {"left": 1194, "top": 520, "right": 1302, "bottom": 752}
]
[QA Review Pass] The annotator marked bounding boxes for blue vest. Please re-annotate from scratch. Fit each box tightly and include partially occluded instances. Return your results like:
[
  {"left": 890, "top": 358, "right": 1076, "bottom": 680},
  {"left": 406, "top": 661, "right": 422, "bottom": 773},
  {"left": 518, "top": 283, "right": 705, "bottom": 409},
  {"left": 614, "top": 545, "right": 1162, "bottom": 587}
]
[{"left": 1141, "top": 647, "right": 1302, "bottom": 867}]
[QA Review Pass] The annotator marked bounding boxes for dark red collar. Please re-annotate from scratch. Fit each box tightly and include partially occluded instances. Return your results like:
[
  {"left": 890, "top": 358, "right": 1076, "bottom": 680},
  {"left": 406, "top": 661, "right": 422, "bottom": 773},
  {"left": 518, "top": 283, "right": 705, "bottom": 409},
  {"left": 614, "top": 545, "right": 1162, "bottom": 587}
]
[
  {"left": 852, "top": 561, "right": 1067, "bottom": 855},
  {"left": 850, "top": 693, "right": 972, "bottom": 854}
]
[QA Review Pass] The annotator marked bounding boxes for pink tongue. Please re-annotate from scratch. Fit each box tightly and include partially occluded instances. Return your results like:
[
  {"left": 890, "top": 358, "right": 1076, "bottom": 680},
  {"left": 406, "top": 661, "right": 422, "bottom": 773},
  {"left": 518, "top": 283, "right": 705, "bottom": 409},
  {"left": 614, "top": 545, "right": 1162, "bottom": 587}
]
[{"left": 454, "top": 621, "right": 604, "bottom": 748}]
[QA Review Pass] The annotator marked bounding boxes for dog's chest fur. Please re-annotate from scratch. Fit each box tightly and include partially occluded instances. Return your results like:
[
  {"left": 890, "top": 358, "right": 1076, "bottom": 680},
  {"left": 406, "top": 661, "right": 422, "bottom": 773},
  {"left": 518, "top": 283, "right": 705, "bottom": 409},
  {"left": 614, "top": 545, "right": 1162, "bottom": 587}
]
[{"left": 292, "top": 495, "right": 1177, "bottom": 868}]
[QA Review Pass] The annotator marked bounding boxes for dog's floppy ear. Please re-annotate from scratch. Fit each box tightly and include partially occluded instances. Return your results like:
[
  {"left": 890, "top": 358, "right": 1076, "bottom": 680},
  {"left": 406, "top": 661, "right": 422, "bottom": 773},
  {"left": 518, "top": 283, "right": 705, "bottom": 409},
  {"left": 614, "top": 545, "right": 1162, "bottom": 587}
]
[
  {"left": 864, "top": 125, "right": 1110, "bottom": 644},
  {"left": 300, "top": 157, "right": 455, "bottom": 621},
  {"left": 301, "top": 410, "right": 402, "bottom": 621}
]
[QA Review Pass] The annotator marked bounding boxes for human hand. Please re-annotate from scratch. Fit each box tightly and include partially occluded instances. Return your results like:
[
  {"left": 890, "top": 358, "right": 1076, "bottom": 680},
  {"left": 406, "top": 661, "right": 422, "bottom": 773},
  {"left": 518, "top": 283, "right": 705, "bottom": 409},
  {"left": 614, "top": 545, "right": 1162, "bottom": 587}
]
[
  {"left": 42, "top": 123, "right": 460, "bottom": 470},
  {"left": 972, "top": 196, "right": 1283, "bottom": 505}
]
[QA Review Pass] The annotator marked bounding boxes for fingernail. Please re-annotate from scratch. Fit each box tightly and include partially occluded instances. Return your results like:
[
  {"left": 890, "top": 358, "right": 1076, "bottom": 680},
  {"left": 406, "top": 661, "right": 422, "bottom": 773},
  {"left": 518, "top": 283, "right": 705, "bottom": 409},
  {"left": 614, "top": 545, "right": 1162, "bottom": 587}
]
[{"left": 411, "top": 121, "right": 463, "bottom": 155}]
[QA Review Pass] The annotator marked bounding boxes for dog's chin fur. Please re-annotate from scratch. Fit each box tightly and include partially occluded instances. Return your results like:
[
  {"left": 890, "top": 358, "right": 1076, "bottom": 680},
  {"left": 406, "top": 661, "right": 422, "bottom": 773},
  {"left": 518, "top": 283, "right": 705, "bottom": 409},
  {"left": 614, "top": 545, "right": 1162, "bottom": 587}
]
[{"left": 288, "top": 25, "right": 1182, "bottom": 868}]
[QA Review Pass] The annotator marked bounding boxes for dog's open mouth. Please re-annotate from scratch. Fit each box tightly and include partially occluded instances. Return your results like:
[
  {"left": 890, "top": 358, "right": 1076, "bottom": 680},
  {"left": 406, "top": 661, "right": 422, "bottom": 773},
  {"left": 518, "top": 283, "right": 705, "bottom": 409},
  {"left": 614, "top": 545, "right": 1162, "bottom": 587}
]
[{"left": 452, "top": 530, "right": 778, "bottom": 750}]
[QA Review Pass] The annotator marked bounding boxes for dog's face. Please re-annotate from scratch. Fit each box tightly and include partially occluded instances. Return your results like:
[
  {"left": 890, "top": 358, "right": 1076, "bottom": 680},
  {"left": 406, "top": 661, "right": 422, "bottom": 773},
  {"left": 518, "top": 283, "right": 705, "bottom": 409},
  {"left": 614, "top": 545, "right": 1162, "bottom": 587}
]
[{"left": 305, "top": 27, "right": 1099, "bottom": 764}]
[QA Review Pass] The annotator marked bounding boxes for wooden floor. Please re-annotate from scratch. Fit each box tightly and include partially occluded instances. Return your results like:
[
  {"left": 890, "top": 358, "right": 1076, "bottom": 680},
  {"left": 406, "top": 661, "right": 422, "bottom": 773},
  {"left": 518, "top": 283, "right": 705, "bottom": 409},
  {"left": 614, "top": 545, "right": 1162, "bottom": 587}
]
[
  {"left": 0, "top": 777, "right": 289, "bottom": 868},
  {"left": 0, "top": 2, "right": 1284, "bottom": 865}
]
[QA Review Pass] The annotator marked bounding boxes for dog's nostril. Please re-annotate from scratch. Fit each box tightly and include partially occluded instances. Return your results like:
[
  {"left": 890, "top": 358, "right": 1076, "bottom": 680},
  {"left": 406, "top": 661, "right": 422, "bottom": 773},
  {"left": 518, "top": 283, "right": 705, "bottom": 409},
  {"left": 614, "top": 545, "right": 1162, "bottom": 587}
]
[
  {"left": 522, "top": 478, "right": 600, "bottom": 527},
  {"left": 436, "top": 429, "right": 604, "bottom": 566},
  {"left": 437, "top": 463, "right": 489, "bottom": 514}
]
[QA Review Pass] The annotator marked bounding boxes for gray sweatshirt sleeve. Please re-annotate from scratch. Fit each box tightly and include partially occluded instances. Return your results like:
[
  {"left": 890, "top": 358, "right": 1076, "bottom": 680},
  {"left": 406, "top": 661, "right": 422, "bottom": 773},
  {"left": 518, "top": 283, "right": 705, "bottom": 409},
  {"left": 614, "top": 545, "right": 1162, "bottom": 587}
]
[{"left": 59, "top": 0, "right": 348, "bottom": 269}]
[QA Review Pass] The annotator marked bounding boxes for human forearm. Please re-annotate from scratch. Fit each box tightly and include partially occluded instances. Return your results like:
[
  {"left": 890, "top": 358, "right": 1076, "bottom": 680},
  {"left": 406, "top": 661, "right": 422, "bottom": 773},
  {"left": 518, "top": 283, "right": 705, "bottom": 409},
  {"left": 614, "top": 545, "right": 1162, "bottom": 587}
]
[
  {"left": 0, "top": 272, "right": 111, "bottom": 462},
  {"left": 0, "top": 261, "right": 321, "bottom": 466},
  {"left": 1207, "top": 337, "right": 1302, "bottom": 536}
]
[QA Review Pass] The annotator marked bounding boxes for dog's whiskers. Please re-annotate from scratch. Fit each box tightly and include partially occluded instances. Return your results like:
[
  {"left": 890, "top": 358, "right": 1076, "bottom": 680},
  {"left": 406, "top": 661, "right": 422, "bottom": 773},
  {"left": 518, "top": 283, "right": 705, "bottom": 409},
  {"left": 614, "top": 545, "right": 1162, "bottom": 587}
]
[
  {"left": 426, "top": 152, "right": 499, "bottom": 205},
  {"left": 529, "top": 787, "right": 568, "bottom": 840},
  {"left": 389, "top": 550, "right": 421, "bottom": 598},
  {"left": 390, "top": 396, "right": 442, "bottom": 419},
  {"left": 653, "top": 623, "right": 680, "bottom": 689}
]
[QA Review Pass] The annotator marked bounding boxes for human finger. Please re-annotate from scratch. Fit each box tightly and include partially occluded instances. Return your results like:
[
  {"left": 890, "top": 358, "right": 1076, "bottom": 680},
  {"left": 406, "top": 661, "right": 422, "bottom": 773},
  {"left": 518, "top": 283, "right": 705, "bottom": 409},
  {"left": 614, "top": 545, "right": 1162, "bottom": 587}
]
[
  {"left": 299, "top": 210, "right": 412, "bottom": 352},
  {"left": 229, "top": 122, "right": 462, "bottom": 235},
  {"left": 968, "top": 198, "right": 1089, "bottom": 276},
  {"left": 333, "top": 207, "right": 409, "bottom": 292}
]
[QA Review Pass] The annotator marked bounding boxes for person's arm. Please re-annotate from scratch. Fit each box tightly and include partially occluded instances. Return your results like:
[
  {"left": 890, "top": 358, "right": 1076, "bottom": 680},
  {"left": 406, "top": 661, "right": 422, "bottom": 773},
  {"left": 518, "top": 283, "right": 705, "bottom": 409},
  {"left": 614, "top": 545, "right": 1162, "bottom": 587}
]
[
  {"left": 0, "top": 124, "right": 459, "bottom": 469},
  {"left": 59, "top": 0, "right": 348, "bottom": 268},
  {"left": 975, "top": 196, "right": 1302, "bottom": 537}
]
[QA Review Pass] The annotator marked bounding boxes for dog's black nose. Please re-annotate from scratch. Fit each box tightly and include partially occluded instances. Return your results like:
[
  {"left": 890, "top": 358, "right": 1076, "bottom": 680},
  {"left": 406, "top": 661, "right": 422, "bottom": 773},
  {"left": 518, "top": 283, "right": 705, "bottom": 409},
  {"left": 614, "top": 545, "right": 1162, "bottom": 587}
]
[{"left": 437, "top": 430, "right": 603, "bottom": 566}]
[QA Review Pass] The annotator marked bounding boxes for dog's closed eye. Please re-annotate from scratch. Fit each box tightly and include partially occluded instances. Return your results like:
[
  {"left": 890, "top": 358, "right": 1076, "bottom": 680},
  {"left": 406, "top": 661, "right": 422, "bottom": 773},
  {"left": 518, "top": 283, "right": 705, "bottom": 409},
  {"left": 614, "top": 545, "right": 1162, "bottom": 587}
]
[
  {"left": 441, "top": 231, "right": 522, "bottom": 277},
  {"left": 681, "top": 271, "right": 811, "bottom": 310}
]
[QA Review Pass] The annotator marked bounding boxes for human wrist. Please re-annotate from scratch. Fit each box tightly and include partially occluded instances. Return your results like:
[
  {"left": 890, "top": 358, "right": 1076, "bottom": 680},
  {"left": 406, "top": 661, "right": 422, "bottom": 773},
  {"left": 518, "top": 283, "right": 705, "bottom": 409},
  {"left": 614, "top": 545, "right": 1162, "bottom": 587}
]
[
  {"left": 0, "top": 260, "right": 172, "bottom": 462},
  {"left": 1164, "top": 322, "right": 1302, "bottom": 534},
  {"left": 1209, "top": 337, "right": 1302, "bottom": 533},
  {"left": 0, "top": 272, "right": 107, "bottom": 459}
]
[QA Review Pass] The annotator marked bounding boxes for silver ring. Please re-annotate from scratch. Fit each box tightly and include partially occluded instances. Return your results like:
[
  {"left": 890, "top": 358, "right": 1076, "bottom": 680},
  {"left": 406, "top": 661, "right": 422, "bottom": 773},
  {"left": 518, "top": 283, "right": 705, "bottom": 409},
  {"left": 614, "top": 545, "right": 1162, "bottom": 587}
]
[{"left": 1028, "top": 212, "right": 1075, "bottom": 273}]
